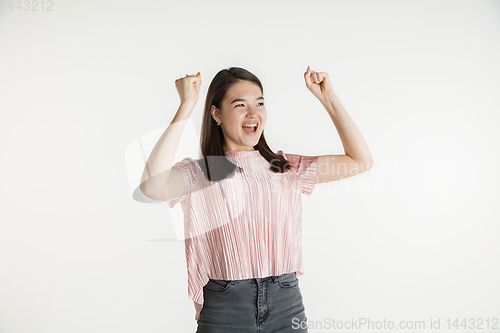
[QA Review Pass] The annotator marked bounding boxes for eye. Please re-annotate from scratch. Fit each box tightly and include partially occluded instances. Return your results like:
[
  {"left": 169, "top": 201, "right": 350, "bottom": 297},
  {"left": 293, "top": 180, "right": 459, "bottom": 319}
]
[{"left": 234, "top": 102, "right": 264, "bottom": 108}]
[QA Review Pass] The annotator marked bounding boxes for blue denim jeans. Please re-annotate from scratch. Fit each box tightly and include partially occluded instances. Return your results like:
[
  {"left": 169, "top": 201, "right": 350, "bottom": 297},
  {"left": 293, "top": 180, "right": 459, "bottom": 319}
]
[{"left": 195, "top": 271, "right": 308, "bottom": 333}]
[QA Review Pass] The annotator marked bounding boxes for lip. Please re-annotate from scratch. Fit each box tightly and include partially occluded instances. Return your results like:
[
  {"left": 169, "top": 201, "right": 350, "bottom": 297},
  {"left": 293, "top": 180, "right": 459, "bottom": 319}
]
[{"left": 242, "top": 122, "right": 259, "bottom": 136}]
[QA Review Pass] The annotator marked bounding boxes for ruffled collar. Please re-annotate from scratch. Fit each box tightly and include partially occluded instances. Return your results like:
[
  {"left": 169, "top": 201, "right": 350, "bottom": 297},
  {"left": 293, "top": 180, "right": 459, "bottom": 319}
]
[{"left": 223, "top": 149, "right": 262, "bottom": 158}]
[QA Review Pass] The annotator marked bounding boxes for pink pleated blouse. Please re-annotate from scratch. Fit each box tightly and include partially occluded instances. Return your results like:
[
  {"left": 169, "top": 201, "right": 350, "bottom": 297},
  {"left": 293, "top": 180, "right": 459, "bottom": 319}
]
[{"left": 165, "top": 149, "right": 318, "bottom": 321}]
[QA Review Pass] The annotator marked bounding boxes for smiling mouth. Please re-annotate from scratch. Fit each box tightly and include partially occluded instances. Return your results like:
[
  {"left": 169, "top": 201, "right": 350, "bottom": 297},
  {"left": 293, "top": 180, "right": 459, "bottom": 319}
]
[{"left": 242, "top": 123, "right": 258, "bottom": 133}]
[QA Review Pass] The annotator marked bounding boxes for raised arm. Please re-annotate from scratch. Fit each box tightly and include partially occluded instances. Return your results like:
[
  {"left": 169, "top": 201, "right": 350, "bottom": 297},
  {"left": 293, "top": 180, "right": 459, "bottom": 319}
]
[
  {"left": 304, "top": 66, "right": 374, "bottom": 183},
  {"left": 139, "top": 72, "right": 201, "bottom": 201}
]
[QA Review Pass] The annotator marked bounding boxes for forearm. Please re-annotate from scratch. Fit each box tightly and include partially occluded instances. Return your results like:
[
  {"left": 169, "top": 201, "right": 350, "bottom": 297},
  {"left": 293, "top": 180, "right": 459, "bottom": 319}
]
[{"left": 321, "top": 91, "right": 374, "bottom": 165}]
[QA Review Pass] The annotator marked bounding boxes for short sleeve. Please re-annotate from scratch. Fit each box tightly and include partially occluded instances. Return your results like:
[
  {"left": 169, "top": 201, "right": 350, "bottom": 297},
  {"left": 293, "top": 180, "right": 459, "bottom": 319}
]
[
  {"left": 277, "top": 150, "right": 318, "bottom": 196},
  {"left": 165, "top": 157, "right": 199, "bottom": 208}
]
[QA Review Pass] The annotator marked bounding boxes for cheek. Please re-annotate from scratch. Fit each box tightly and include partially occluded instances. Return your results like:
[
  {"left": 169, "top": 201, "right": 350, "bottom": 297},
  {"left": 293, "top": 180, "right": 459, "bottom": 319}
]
[{"left": 260, "top": 115, "right": 267, "bottom": 126}]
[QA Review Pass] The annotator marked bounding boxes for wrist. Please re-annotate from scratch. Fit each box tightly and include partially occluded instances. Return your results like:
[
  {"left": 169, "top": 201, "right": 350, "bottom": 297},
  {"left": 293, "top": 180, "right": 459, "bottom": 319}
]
[
  {"left": 179, "top": 101, "right": 196, "bottom": 112},
  {"left": 324, "top": 90, "right": 337, "bottom": 102},
  {"left": 323, "top": 91, "right": 337, "bottom": 105}
]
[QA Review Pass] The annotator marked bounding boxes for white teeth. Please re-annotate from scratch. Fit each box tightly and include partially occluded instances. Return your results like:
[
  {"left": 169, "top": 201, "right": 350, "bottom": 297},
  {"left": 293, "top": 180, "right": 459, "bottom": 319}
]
[{"left": 243, "top": 123, "right": 257, "bottom": 127}]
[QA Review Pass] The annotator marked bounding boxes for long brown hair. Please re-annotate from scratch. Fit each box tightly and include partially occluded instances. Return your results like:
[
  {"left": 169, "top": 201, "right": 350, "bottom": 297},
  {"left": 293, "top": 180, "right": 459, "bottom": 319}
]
[{"left": 197, "top": 67, "right": 292, "bottom": 182}]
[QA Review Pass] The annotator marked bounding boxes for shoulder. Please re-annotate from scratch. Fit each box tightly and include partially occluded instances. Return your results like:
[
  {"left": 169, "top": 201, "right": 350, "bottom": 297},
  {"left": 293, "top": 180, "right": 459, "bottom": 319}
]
[
  {"left": 173, "top": 156, "right": 200, "bottom": 169},
  {"left": 276, "top": 150, "right": 318, "bottom": 174},
  {"left": 276, "top": 150, "right": 302, "bottom": 167},
  {"left": 171, "top": 157, "right": 205, "bottom": 179}
]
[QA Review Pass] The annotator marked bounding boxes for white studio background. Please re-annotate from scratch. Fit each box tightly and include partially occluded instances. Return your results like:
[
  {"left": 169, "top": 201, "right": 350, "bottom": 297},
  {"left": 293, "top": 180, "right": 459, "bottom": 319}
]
[{"left": 1, "top": 0, "right": 499, "bottom": 332}]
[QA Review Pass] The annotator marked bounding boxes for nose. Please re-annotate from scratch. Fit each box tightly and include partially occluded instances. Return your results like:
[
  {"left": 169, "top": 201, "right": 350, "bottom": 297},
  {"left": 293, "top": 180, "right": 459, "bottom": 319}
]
[{"left": 247, "top": 107, "right": 257, "bottom": 118}]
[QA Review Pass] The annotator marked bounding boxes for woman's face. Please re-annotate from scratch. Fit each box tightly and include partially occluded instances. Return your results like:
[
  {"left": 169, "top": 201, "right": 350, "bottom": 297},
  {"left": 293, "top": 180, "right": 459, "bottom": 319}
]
[{"left": 212, "top": 80, "right": 267, "bottom": 151}]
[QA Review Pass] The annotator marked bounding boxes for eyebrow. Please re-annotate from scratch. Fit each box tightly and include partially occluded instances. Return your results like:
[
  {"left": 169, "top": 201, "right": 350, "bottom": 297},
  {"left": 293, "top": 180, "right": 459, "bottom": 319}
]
[{"left": 230, "top": 96, "right": 265, "bottom": 104}]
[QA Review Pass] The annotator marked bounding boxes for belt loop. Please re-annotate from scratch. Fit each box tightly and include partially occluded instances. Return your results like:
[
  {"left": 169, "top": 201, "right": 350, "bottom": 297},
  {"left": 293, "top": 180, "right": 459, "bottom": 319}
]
[{"left": 271, "top": 275, "right": 279, "bottom": 283}]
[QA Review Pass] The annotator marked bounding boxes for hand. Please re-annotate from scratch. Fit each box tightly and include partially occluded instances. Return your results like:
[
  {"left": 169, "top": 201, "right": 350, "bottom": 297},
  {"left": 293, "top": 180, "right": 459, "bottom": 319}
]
[
  {"left": 175, "top": 72, "right": 202, "bottom": 106},
  {"left": 304, "top": 66, "right": 334, "bottom": 103}
]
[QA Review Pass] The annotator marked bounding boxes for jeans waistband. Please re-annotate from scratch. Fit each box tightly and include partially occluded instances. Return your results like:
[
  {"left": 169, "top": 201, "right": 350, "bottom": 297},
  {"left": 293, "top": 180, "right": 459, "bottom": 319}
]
[{"left": 210, "top": 271, "right": 296, "bottom": 284}]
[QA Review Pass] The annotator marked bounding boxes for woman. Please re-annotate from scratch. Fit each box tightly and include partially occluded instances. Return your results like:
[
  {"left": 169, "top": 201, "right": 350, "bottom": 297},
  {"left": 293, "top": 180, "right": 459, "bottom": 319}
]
[{"left": 139, "top": 66, "right": 374, "bottom": 332}]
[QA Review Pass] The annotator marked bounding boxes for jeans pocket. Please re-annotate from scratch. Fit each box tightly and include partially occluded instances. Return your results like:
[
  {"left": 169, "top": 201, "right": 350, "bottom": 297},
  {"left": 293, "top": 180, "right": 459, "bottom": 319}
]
[
  {"left": 204, "top": 279, "right": 232, "bottom": 292},
  {"left": 278, "top": 272, "right": 299, "bottom": 288}
]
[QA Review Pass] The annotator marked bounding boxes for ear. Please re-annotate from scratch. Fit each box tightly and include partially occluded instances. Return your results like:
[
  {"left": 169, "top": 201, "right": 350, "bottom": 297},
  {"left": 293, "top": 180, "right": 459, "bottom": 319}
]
[{"left": 211, "top": 105, "right": 221, "bottom": 123}]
